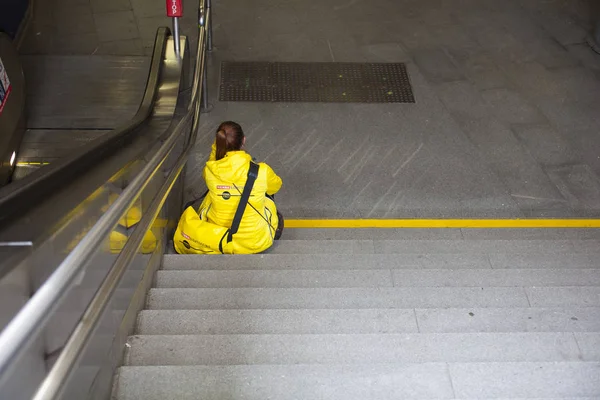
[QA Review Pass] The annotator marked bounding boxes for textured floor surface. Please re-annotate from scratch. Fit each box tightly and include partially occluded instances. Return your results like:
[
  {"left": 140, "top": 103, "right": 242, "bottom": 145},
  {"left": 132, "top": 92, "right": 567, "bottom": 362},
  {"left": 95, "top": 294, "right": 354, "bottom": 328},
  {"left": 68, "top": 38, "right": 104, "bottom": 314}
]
[
  {"left": 18, "top": 0, "right": 199, "bottom": 56},
  {"left": 22, "top": 55, "right": 149, "bottom": 129},
  {"left": 218, "top": 61, "right": 415, "bottom": 103},
  {"left": 16, "top": 0, "right": 600, "bottom": 218},
  {"left": 180, "top": 0, "right": 600, "bottom": 219},
  {"left": 113, "top": 231, "right": 600, "bottom": 399}
]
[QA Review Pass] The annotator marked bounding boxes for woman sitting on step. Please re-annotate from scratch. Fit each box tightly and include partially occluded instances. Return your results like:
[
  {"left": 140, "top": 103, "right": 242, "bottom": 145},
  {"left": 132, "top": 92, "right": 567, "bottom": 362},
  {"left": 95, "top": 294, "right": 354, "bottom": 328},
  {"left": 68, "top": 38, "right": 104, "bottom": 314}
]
[{"left": 174, "top": 121, "right": 283, "bottom": 254}]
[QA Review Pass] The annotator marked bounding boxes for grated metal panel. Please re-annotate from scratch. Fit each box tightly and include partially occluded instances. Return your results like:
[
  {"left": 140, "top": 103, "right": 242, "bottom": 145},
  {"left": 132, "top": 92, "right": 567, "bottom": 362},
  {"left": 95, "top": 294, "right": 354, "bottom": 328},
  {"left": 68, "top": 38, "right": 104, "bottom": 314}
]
[{"left": 219, "top": 62, "right": 415, "bottom": 103}]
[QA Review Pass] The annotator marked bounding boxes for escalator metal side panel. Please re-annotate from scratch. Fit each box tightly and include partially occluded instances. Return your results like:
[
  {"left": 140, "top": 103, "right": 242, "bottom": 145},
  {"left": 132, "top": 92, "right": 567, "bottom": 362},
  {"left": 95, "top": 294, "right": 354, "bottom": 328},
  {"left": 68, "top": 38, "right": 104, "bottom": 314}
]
[
  {"left": 0, "top": 33, "right": 26, "bottom": 186},
  {"left": 0, "top": 37, "right": 190, "bottom": 400},
  {"left": 11, "top": 54, "right": 155, "bottom": 180},
  {"left": 0, "top": 35, "right": 189, "bottom": 276},
  {"left": 57, "top": 38, "right": 190, "bottom": 400},
  {"left": 0, "top": 28, "right": 169, "bottom": 227}
]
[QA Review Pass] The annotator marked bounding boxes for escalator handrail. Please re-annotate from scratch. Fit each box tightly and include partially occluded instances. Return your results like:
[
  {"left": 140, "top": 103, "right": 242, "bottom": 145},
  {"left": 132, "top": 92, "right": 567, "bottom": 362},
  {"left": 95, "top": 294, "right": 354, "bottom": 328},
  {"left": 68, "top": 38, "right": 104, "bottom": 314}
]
[
  {"left": 0, "top": 1, "right": 209, "bottom": 395},
  {"left": 0, "top": 27, "right": 170, "bottom": 226},
  {"left": 32, "top": 15, "right": 210, "bottom": 392}
]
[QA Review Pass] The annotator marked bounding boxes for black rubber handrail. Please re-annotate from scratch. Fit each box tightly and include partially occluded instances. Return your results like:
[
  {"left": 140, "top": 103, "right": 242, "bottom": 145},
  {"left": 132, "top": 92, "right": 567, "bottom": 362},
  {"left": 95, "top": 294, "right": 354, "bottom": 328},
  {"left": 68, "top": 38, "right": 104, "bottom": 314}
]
[{"left": 0, "top": 27, "right": 171, "bottom": 226}]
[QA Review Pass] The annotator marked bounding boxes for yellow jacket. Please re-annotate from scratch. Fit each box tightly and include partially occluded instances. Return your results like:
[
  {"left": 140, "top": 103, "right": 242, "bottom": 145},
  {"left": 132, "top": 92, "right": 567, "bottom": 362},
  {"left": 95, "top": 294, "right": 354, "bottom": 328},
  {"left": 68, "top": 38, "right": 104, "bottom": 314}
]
[{"left": 198, "top": 143, "right": 282, "bottom": 253}]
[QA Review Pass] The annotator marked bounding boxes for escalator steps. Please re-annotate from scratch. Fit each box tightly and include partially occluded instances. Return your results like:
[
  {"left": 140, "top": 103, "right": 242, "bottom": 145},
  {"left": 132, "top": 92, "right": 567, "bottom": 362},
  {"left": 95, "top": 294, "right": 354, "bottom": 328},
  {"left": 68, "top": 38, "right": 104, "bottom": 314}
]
[{"left": 219, "top": 61, "right": 415, "bottom": 103}]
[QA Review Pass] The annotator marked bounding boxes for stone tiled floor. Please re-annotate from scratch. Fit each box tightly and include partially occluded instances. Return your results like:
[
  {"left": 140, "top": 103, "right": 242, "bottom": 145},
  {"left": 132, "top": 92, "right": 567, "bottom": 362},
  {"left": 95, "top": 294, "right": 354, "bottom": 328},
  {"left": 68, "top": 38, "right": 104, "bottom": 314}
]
[
  {"left": 183, "top": 0, "right": 600, "bottom": 219},
  {"left": 19, "top": 0, "right": 600, "bottom": 218},
  {"left": 19, "top": 0, "right": 200, "bottom": 55}
]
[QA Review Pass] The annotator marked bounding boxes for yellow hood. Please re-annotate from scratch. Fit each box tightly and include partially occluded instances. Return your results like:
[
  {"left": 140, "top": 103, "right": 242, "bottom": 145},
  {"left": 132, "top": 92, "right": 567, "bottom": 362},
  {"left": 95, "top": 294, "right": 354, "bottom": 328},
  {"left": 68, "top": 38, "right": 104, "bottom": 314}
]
[{"left": 204, "top": 151, "right": 253, "bottom": 183}]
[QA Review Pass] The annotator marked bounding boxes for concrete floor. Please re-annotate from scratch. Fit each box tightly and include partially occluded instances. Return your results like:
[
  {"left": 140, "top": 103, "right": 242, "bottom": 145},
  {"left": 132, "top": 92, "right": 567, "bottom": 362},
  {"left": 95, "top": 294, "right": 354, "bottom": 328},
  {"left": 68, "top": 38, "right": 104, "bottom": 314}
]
[
  {"left": 182, "top": 0, "right": 600, "bottom": 219},
  {"left": 19, "top": 0, "right": 200, "bottom": 55},
  {"left": 18, "top": 0, "right": 600, "bottom": 219}
]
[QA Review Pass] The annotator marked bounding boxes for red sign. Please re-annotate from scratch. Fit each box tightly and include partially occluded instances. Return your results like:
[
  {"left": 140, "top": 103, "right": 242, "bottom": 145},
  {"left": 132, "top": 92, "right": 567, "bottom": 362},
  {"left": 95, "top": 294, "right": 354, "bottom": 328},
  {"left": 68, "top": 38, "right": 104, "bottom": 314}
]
[{"left": 166, "top": 0, "right": 183, "bottom": 17}]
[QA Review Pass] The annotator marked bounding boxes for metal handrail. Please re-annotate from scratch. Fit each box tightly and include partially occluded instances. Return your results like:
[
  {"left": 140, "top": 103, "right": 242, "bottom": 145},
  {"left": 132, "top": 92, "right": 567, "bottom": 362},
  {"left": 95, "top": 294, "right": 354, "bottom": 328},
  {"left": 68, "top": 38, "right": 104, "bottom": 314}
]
[{"left": 0, "top": 0, "right": 210, "bottom": 395}]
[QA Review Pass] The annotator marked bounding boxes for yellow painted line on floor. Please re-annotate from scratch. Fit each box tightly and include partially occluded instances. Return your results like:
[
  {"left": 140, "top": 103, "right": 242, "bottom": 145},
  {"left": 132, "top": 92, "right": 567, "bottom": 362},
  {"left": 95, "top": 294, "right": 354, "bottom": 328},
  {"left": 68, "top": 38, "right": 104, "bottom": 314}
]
[{"left": 285, "top": 219, "right": 600, "bottom": 228}]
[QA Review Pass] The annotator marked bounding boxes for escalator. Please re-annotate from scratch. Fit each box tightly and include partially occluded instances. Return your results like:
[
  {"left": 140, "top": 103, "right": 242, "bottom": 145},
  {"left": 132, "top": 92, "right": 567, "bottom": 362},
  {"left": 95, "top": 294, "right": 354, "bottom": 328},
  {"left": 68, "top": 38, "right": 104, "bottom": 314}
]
[
  {"left": 0, "top": 31, "right": 25, "bottom": 185},
  {"left": 12, "top": 54, "right": 152, "bottom": 180},
  {"left": 0, "top": 31, "right": 177, "bottom": 186},
  {"left": 0, "top": 4, "right": 207, "bottom": 394}
]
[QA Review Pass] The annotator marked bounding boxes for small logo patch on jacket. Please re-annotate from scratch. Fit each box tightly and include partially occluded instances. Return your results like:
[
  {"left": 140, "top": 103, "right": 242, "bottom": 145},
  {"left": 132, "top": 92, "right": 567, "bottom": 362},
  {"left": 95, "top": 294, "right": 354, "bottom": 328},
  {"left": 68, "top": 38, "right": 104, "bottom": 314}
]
[{"left": 217, "top": 185, "right": 231, "bottom": 190}]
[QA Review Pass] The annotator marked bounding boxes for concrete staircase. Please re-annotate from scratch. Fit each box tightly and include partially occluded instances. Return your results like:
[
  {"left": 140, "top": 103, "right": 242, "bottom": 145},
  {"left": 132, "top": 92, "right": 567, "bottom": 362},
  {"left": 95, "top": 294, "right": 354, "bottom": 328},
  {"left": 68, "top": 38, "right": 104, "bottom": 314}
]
[{"left": 113, "top": 233, "right": 600, "bottom": 399}]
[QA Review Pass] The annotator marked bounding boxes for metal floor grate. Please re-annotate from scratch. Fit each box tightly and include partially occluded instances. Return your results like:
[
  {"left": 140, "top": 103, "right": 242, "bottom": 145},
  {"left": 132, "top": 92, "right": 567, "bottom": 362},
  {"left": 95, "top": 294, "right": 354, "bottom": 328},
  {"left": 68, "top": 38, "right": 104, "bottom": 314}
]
[{"left": 219, "top": 62, "right": 415, "bottom": 103}]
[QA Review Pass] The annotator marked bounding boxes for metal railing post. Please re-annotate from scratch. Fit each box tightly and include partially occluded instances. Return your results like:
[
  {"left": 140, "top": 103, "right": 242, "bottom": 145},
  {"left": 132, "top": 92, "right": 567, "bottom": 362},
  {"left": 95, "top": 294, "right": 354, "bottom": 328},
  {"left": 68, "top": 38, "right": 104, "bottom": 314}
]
[
  {"left": 201, "top": 64, "right": 210, "bottom": 112},
  {"left": 166, "top": 0, "right": 184, "bottom": 57},
  {"left": 199, "top": 2, "right": 212, "bottom": 113},
  {"left": 173, "top": 18, "right": 181, "bottom": 57},
  {"left": 206, "top": 0, "right": 213, "bottom": 51}
]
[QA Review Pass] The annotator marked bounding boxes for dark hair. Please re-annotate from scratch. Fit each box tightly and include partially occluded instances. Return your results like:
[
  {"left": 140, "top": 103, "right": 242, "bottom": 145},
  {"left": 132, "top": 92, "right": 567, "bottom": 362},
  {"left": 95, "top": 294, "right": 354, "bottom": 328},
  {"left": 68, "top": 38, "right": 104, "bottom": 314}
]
[{"left": 215, "top": 121, "right": 244, "bottom": 160}]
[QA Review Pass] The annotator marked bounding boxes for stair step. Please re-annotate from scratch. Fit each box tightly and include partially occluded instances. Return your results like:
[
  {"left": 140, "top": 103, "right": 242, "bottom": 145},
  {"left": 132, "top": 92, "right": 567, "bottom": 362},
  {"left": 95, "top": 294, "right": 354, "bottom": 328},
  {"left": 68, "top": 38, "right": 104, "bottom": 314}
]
[
  {"left": 163, "top": 252, "right": 600, "bottom": 270},
  {"left": 490, "top": 253, "right": 600, "bottom": 269},
  {"left": 163, "top": 253, "right": 491, "bottom": 270},
  {"left": 136, "top": 309, "right": 419, "bottom": 334},
  {"left": 416, "top": 307, "right": 600, "bottom": 333},
  {"left": 124, "top": 333, "right": 589, "bottom": 365},
  {"left": 155, "top": 269, "right": 393, "bottom": 288},
  {"left": 270, "top": 239, "right": 375, "bottom": 254},
  {"left": 136, "top": 307, "right": 600, "bottom": 335},
  {"left": 114, "top": 362, "right": 600, "bottom": 399},
  {"left": 154, "top": 269, "right": 600, "bottom": 288},
  {"left": 392, "top": 269, "right": 600, "bottom": 287},
  {"left": 449, "top": 362, "right": 600, "bottom": 398},
  {"left": 115, "top": 363, "right": 454, "bottom": 399},
  {"left": 265, "top": 239, "right": 593, "bottom": 254},
  {"left": 123, "top": 236, "right": 600, "bottom": 399},
  {"left": 528, "top": 287, "right": 600, "bottom": 307},
  {"left": 146, "top": 287, "right": 530, "bottom": 309},
  {"left": 575, "top": 333, "right": 600, "bottom": 361}
]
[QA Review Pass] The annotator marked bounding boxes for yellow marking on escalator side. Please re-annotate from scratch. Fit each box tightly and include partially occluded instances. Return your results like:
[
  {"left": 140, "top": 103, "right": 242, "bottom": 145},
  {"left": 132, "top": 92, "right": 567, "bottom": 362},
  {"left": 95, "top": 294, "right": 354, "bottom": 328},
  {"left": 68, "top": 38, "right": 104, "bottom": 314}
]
[
  {"left": 285, "top": 219, "right": 600, "bottom": 228},
  {"left": 16, "top": 161, "right": 50, "bottom": 166}
]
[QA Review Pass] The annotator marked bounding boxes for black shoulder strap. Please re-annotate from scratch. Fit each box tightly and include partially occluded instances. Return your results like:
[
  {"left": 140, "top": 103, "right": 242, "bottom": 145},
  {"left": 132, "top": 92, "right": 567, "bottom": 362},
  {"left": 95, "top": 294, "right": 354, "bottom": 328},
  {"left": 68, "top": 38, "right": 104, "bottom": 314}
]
[
  {"left": 184, "top": 189, "right": 209, "bottom": 210},
  {"left": 227, "top": 162, "right": 259, "bottom": 243}
]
